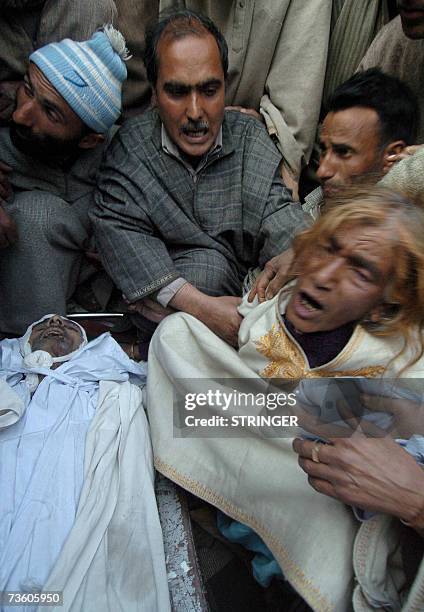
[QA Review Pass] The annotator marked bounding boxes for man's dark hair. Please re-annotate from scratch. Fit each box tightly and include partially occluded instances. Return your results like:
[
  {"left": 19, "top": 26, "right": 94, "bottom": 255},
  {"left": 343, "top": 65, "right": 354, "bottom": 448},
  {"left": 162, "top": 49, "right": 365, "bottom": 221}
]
[
  {"left": 144, "top": 9, "right": 229, "bottom": 86},
  {"left": 326, "top": 68, "right": 419, "bottom": 145}
]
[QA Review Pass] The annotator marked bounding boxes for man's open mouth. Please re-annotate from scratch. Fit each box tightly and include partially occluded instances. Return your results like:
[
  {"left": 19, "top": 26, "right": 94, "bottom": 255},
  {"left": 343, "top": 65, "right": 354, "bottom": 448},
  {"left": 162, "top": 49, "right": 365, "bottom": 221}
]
[
  {"left": 183, "top": 128, "right": 208, "bottom": 137},
  {"left": 43, "top": 329, "right": 65, "bottom": 338},
  {"left": 182, "top": 121, "right": 209, "bottom": 139},
  {"left": 299, "top": 291, "right": 323, "bottom": 312}
]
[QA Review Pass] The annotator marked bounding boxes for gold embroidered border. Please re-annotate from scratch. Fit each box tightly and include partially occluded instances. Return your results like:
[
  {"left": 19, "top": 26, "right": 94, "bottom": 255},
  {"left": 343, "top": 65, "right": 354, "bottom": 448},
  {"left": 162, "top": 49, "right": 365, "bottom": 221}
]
[
  {"left": 255, "top": 324, "right": 385, "bottom": 379},
  {"left": 155, "top": 456, "right": 338, "bottom": 612}
]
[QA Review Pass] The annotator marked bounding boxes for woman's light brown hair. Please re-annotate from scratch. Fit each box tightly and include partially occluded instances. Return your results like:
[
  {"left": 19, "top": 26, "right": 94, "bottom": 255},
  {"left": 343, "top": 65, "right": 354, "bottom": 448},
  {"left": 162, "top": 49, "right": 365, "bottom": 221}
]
[{"left": 290, "top": 186, "right": 424, "bottom": 370}]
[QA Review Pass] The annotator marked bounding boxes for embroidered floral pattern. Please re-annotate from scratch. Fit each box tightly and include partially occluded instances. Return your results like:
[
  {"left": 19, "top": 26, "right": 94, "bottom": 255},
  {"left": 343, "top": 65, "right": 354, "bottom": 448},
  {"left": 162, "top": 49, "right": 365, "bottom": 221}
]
[{"left": 255, "top": 324, "right": 385, "bottom": 379}]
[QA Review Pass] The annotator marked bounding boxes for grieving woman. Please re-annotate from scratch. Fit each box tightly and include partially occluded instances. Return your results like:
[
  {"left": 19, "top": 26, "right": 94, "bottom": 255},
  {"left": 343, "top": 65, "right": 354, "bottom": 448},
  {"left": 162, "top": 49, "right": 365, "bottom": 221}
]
[{"left": 146, "top": 188, "right": 424, "bottom": 611}]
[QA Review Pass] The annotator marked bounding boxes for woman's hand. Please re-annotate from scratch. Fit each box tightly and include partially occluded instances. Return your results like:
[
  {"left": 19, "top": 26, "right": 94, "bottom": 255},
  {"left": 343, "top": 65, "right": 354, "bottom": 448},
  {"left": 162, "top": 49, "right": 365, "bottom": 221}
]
[{"left": 293, "top": 433, "right": 424, "bottom": 530}]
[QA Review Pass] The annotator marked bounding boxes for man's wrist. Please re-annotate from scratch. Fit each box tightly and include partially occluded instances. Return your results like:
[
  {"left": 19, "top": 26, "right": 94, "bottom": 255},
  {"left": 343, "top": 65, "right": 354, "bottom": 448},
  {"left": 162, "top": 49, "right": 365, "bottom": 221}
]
[
  {"left": 400, "top": 493, "right": 424, "bottom": 533},
  {"left": 169, "top": 282, "right": 210, "bottom": 320}
]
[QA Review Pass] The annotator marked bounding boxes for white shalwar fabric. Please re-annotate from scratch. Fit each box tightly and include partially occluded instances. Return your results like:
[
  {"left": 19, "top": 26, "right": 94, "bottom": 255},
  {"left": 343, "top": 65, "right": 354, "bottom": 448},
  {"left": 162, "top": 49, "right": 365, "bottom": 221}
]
[{"left": 0, "top": 330, "right": 170, "bottom": 612}]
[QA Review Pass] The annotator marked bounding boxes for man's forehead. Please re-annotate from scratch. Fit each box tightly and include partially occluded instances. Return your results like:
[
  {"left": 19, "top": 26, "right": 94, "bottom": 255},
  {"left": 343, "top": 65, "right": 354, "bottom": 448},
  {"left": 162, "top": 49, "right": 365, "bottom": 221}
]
[
  {"left": 157, "top": 33, "right": 224, "bottom": 83},
  {"left": 28, "top": 63, "right": 63, "bottom": 104},
  {"left": 27, "top": 62, "right": 80, "bottom": 121},
  {"left": 321, "top": 108, "right": 381, "bottom": 143}
]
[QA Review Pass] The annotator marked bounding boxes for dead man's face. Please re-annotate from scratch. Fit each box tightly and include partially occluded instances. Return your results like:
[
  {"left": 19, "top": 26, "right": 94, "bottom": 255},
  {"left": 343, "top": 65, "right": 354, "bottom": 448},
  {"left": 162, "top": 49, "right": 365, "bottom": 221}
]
[{"left": 29, "top": 315, "right": 83, "bottom": 357}]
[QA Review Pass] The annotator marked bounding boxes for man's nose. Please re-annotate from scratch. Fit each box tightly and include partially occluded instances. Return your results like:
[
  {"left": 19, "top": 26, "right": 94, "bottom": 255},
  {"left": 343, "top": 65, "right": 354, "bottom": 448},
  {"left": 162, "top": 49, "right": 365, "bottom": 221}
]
[
  {"left": 12, "top": 97, "right": 35, "bottom": 128},
  {"left": 186, "top": 91, "right": 202, "bottom": 122},
  {"left": 311, "top": 257, "right": 343, "bottom": 290},
  {"left": 316, "top": 152, "right": 336, "bottom": 182},
  {"left": 48, "top": 315, "right": 64, "bottom": 327}
]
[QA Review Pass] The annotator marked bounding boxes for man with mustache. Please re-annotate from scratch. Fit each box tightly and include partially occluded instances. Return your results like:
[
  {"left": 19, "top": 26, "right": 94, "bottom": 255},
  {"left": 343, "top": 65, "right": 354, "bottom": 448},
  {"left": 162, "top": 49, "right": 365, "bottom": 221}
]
[
  {"left": 92, "top": 9, "right": 308, "bottom": 355},
  {"left": 358, "top": 0, "right": 424, "bottom": 147},
  {"left": 0, "top": 26, "right": 128, "bottom": 335}
]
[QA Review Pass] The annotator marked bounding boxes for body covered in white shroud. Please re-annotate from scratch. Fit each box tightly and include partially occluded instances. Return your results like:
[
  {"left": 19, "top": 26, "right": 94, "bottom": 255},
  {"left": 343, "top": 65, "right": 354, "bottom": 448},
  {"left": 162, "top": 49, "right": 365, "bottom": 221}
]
[{"left": 0, "top": 315, "right": 170, "bottom": 612}]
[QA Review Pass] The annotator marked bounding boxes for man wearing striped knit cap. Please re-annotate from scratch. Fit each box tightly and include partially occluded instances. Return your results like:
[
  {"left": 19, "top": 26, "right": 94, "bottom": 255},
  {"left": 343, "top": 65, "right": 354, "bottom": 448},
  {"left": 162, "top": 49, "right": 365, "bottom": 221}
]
[{"left": 0, "top": 26, "right": 129, "bottom": 335}]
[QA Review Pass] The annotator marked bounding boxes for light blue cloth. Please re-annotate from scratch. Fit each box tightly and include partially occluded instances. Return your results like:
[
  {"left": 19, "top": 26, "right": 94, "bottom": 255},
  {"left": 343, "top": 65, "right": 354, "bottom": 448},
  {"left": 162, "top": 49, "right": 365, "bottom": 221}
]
[
  {"left": 0, "top": 332, "right": 145, "bottom": 611},
  {"left": 217, "top": 511, "right": 283, "bottom": 587}
]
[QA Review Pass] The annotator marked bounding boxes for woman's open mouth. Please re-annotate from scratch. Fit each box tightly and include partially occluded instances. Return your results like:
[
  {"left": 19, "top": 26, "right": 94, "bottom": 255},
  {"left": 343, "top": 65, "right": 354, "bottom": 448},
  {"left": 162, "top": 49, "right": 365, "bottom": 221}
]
[{"left": 292, "top": 290, "right": 324, "bottom": 319}]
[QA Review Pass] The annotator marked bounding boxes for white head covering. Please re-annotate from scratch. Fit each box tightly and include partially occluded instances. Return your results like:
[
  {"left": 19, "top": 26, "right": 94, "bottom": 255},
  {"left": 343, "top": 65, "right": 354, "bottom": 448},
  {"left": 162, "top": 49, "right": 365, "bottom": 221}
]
[{"left": 19, "top": 314, "right": 87, "bottom": 391}]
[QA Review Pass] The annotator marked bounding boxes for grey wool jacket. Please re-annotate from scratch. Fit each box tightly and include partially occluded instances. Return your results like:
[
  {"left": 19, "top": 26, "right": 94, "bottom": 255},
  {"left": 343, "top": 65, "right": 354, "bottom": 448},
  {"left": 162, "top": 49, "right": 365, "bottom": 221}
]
[{"left": 91, "top": 109, "right": 308, "bottom": 303}]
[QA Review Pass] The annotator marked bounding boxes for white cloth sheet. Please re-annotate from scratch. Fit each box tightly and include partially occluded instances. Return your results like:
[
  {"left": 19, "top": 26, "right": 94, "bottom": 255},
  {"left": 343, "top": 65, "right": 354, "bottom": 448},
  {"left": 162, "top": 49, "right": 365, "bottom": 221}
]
[{"left": 0, "top": 331, "right": 170, "bottom": 612}]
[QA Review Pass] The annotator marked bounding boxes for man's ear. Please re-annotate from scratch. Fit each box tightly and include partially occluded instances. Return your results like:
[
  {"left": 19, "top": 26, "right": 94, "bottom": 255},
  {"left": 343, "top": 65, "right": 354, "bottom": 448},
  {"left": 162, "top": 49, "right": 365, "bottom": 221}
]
[
  {"left": 78, "top": 132, "right": 105, "bottom": 150},
  {"left": 382, "top": 140, "right": 406, "bottom": 174},
  {"left": 151, "top": 88, "right": 157, "bottom": 108}
]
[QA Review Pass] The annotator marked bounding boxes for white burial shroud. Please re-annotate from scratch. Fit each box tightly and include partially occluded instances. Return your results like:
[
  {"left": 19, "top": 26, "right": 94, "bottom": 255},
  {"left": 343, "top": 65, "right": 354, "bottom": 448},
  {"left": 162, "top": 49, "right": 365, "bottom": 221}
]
[{"left": 0, "top": 325, "right": 170, "bottom": 612}]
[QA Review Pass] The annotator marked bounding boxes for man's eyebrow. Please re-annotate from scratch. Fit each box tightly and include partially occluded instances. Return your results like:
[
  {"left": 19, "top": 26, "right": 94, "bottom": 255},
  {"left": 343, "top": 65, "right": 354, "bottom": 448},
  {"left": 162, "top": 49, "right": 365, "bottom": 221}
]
[
  {"left": 197, "top": 78, "right": 223, "bottom": 89},
  {"left": 42, "top": 98, "right": 67, "bottom": 123},
  {"left": 164, "top": 78, "right": 223, "bottom": 93},
  {"left": 331, "top": 140, "right": 355, "bottom": 153},
  {"left": 26, "top": 70, "right": 67, "bottom": 123},
  {"left": 163, "top": 81, "right": 191, "bottom": 92}
]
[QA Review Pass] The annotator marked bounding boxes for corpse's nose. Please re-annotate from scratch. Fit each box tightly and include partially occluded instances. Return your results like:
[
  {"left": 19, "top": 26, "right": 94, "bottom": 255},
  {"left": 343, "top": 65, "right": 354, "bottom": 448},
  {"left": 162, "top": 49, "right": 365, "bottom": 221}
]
[{"left": 48, "top": 315, "right": 64, "bottom": 327}]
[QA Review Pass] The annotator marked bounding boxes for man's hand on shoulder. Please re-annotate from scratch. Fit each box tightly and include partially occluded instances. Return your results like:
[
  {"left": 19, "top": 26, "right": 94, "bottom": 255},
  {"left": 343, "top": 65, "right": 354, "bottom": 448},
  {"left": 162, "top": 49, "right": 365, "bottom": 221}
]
[
  {"left": 225, "top": 105, "right": 263, "bottom": 123},
  {"left": 387, "top": 144, "right": 424, "bottom": 164},
  {"left": 170, "top": 283, "right": 242, "bottom": 347},
  {"left": 0, "top": 202, "right": 17, "bottom": 248},
  {"left": 249, "top": 249, "right": 293, "bottom": 303}
]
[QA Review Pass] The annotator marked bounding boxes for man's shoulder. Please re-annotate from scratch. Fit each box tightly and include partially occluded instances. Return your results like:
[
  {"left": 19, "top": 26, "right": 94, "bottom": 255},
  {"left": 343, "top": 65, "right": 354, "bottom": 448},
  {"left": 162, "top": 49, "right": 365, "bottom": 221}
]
[
  {"left": 361, "top": 16, "right": 417, "bottom": 66},
  {"left": 116, "top": 109, "right": 159, "bottom": 145},
  {"left": 224, "top": 109, "right": 268, "bottom": 139},
  {"left": 223, "top": 110, "right": 281, "bottom": 160}
]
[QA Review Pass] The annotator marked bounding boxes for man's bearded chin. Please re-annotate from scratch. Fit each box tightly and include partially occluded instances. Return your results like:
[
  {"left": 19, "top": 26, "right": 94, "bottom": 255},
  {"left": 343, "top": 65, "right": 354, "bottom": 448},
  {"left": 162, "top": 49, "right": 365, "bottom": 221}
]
[
  {"left": 9, "top": 121, "right": 82, "bottom": 162},
  {"left": 30, "top": 335, "right": 78, "bottom": 358}
]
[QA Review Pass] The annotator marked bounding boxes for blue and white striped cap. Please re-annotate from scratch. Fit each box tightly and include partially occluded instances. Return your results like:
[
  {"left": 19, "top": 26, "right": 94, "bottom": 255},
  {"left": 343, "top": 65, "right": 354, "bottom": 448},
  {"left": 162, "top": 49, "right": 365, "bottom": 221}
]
[{"left": 30, "top": 25, "right": 129, "bottom": 133}]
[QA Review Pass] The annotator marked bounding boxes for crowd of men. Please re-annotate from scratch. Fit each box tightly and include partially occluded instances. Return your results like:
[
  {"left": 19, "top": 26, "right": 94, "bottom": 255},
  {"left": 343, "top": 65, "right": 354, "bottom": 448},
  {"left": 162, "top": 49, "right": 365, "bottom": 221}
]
[
  {"left": 1, "top": 0, "right": 424, "bottom": 610},
  {"left": 0, "top": 1, "right": 423, "bottom": 343}
]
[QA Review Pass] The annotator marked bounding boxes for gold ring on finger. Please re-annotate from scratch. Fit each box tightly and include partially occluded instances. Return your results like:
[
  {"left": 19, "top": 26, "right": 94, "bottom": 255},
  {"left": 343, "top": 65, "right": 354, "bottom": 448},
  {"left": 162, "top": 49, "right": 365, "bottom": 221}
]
[{"left": 311, "top": 441, "right": 322, "bottom": 463}]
